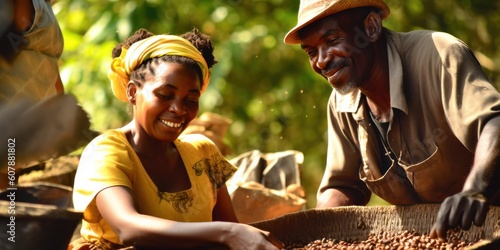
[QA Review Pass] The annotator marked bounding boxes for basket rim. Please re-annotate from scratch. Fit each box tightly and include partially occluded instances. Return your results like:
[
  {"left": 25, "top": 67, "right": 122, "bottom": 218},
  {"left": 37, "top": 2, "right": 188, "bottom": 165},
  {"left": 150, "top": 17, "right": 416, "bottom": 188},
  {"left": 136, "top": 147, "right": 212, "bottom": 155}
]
[{"left": 0, "top": 200, "right": 82, "bottom": 219}]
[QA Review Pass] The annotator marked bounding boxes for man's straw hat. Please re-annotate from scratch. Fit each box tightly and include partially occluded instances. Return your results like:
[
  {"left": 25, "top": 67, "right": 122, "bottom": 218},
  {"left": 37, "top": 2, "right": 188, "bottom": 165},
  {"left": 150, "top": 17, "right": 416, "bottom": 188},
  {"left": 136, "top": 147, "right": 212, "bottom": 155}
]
[{"left": 284, "top": 0, "right": 390, "bottom": 44}]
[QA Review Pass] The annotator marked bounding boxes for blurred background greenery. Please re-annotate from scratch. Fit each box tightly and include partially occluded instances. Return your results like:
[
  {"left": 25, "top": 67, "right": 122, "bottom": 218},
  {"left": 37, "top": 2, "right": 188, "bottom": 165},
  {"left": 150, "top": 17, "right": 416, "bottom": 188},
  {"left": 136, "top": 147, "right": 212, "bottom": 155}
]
[{"left": 53, "top": 0, "right": 500, "bottom": 209}]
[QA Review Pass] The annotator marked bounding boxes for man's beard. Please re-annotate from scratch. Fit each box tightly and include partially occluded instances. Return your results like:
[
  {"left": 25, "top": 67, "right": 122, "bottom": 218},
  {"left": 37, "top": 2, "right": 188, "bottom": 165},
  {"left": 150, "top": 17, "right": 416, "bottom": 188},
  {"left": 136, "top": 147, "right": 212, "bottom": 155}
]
[{"left": 332, "top": 80, "right": 358, "bottom": 95}]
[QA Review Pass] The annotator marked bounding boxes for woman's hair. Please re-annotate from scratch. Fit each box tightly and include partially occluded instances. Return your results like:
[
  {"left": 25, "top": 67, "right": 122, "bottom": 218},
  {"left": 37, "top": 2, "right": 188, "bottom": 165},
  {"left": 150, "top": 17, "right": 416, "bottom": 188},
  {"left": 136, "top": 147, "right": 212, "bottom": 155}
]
[{"left": 112, "top": 28, "right": 217, "bottom": 88}]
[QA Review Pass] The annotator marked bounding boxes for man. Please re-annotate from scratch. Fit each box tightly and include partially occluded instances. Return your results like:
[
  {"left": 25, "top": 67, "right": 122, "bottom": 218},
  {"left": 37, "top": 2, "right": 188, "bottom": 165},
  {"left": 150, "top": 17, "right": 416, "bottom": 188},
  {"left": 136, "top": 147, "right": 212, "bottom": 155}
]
[{"left": 283, "top": 0, "right": 500, "bottom": 241}]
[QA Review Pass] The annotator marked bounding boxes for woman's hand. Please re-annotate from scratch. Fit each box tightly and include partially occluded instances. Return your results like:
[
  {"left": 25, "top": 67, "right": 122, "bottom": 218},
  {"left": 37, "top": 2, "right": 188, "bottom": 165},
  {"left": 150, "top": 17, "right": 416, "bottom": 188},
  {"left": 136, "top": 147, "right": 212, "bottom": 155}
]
[{"left": 224, "top": 223, "right": 284, "bottom": 250}]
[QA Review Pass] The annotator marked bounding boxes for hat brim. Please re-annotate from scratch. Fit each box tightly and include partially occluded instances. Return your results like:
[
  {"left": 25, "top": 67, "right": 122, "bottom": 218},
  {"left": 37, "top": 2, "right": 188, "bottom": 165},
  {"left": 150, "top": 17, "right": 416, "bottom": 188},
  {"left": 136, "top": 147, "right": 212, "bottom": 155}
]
[{"left": 284, "top": 1, "right": 390, "bottom": 44}]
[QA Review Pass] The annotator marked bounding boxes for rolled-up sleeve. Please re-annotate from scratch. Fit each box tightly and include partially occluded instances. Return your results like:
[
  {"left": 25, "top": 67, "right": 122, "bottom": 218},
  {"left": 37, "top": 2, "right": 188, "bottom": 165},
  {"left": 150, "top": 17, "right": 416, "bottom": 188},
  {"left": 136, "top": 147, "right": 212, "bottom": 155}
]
[
  {"left": 437, "top": 37, "right": 500, "bottom": 151},
  {"left": 318, "top": 94, "right": 371, "bottom": 204}
]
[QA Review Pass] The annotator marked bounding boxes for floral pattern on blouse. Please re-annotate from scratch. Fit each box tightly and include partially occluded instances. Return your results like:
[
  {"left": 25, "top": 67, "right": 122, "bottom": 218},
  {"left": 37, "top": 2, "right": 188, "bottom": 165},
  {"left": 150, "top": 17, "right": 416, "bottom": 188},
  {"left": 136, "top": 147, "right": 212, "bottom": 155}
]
[
  {"left": 157, "top": 190, "right": 193, "bottom": 213},
  {"left": 192, "top": 153, "right": 235, "bottom": 189},
  {"left": 158, "top": 153, "right": 235, "bottom": 213}
]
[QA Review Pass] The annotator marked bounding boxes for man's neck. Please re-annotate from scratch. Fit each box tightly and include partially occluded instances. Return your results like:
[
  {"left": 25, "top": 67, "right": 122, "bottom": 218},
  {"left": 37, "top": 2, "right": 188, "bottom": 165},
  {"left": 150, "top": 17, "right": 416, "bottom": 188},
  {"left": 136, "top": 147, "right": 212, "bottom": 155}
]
[{"left": 360, "top": 36, "right": 391, "bottom": 122}]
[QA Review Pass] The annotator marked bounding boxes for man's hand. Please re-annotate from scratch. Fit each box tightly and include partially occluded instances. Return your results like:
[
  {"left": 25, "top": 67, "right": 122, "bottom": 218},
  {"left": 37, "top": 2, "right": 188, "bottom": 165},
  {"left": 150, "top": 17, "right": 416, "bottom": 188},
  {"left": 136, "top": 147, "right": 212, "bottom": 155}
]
[{"left": 430, "top": 190, "right": 489, "bottom": 241}]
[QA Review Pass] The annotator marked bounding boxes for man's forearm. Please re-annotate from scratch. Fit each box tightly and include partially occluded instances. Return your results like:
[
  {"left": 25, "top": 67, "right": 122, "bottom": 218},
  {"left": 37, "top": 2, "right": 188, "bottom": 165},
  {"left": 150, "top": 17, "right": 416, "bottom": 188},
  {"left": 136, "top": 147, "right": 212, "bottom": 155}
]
[
  {"left": 463, "top": 116, "right": 500, "bottom": 200},
  {"left": 316, "top": 187, "right": 368, "bottom": 208}
]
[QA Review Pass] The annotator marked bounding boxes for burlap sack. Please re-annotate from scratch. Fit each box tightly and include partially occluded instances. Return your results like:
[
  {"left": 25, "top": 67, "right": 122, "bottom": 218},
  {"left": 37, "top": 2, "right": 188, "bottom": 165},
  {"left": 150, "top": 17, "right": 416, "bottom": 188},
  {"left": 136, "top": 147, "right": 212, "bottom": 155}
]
[
  {"left": 227, "top": 150, "right": 307, "bottom": 223},
  {"left": 182, "top": 112, "right": 233, "bottom": 156}
]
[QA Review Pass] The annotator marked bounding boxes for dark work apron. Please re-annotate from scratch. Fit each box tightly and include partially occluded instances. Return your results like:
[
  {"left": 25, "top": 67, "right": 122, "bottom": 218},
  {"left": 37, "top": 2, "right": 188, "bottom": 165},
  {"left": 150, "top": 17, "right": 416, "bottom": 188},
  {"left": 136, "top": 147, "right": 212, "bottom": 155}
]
[{"left": 358, "top": 112, "right": 422, "bottom": 205}]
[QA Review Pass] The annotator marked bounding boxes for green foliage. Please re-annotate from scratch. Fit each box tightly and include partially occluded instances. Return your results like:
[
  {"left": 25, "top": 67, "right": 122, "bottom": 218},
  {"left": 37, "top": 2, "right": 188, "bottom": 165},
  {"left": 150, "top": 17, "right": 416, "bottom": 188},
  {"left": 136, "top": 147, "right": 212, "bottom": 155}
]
[{"left": 54, "top": 0, "right": 500, "bottom": 208}]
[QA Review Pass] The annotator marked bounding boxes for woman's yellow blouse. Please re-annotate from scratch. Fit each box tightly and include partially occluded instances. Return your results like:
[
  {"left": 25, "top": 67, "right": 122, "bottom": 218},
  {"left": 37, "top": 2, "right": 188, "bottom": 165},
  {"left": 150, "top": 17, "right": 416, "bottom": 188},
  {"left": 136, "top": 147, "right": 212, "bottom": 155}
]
[{"left": 72, "top": 129, "right": 237, "bottom": 245}]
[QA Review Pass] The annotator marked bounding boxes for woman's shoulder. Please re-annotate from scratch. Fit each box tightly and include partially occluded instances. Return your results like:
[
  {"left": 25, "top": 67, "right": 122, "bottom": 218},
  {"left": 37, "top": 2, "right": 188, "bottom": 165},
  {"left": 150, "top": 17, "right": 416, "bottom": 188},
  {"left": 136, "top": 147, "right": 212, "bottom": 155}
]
[
  {"left": 93, "top": 129, "right": 127, "bottom": 141},
  {"left": 82, "top": 129, "right": 130, "bottom": 154},
  {"left": 176, "top": 133, "right": 223, "bottom": 160},
  {"left": 178, "top": 133, "right": 217, "bottom": 147},
  {"left": 78, "top": 129, "right": 136, "bottom": 177}
]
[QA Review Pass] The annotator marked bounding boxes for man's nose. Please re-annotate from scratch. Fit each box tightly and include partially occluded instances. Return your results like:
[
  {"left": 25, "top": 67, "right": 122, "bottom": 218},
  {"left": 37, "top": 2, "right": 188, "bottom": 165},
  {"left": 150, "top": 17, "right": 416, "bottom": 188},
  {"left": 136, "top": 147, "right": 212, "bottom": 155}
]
[{"left": 316, "top": 47, "right": 330, "bottom": 70}]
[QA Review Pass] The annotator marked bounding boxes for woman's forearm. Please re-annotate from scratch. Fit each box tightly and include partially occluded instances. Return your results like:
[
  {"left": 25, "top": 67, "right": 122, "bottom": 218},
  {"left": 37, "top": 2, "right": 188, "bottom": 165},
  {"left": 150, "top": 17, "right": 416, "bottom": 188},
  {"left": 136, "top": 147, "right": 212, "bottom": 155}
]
[{"left": 117, "top": 216, "right": 233, "bottom": 248}]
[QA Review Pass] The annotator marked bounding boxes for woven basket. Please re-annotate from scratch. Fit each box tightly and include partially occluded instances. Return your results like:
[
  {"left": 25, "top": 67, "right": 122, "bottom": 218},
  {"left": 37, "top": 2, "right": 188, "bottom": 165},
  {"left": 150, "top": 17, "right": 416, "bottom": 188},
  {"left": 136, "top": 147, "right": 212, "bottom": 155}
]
[{"left": 250, "top": 204, "right": 500, "bottom": 249}]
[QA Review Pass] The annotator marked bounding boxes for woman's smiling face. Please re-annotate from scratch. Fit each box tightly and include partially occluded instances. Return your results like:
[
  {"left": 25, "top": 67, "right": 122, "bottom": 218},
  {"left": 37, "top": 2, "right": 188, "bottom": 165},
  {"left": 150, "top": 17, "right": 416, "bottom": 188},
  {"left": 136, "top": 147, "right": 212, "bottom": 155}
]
[{"left": 131, "top": 61, "right": 201, "bottom": 142}]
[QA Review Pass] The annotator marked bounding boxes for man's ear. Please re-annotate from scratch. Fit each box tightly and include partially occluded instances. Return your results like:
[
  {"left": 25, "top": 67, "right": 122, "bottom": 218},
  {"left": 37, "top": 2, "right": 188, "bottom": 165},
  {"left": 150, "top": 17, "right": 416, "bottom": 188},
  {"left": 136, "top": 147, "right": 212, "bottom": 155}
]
[
  {"left": 364, "top": 11, "right": 382, "bottom": 42},
  {"left": 127, "top": 81, "right": 138, "bottom": 105}
]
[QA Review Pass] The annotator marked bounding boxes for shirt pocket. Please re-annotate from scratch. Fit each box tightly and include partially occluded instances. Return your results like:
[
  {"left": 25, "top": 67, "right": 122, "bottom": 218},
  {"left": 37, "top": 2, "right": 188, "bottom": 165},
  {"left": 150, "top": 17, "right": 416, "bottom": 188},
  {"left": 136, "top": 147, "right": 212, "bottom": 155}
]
[{"left": 400, "top": 144, "right": 465, "bottom": 203}]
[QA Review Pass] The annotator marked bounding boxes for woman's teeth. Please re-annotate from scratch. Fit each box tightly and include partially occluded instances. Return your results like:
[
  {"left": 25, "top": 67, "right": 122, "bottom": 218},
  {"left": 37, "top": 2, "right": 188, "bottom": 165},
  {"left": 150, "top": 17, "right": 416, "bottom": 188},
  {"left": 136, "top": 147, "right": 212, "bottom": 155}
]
[{"left": 161, "top": 119, "right": 181, "bottom": 128}]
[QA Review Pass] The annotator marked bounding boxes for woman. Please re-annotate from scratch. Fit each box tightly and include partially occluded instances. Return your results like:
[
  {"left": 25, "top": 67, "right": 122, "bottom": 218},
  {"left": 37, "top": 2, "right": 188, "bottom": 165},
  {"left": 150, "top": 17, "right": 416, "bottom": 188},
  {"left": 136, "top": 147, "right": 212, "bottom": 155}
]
[{"left": 69, "top": 28, "right": 283, "bottom": 250}]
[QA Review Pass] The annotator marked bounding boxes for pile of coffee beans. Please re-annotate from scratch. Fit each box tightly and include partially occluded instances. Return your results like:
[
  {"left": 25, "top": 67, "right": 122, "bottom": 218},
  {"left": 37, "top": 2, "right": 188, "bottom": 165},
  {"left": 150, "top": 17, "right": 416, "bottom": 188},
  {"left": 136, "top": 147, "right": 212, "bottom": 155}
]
[{"left": 286, "top": 229, "right": 480, "bottom": 249}]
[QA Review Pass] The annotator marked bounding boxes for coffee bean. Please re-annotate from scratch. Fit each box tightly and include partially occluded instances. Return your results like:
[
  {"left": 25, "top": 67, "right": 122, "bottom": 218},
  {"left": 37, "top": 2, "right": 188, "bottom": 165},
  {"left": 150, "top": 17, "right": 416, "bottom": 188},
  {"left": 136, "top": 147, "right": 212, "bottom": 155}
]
[{"left": 286, "top": 229, "right": 480, "bottom": 250}]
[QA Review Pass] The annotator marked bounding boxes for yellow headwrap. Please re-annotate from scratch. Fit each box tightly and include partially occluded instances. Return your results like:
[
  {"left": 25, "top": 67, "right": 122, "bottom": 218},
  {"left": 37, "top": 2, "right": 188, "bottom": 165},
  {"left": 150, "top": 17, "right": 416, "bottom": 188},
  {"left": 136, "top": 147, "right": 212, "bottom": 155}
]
[{"left": 108, "top": 35, "right": 210, "bottom": 102}]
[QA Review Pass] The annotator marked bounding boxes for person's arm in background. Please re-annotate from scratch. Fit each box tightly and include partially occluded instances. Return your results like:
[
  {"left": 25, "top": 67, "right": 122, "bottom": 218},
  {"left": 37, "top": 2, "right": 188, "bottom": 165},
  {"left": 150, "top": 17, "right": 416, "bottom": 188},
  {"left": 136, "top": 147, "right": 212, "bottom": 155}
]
[
  {"left": 45, "top": 0, "right": 65, "bottom": 94},
  {"left": 55, "top": 74, "right": 64, "bottom": 94},
  {"left": 13, "top": 0, "right": 35, "bottom": 32},
  {"left": 0, "top": 0, "right": 33, "bottom": 61},
  {"left": 13, "top": 0, "right": 65, "bottom": 94}
]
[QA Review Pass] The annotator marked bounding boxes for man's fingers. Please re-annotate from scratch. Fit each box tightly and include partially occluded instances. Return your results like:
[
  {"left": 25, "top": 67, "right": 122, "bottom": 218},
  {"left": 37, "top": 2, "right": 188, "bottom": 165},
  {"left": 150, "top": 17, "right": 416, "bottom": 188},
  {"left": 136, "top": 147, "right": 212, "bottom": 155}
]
[
  {"left": 447, "top": 199, "right": 462, "bottom": 229},
  {"left": 429, "top": 226, "right": 438, "bottom": 239},
  {"left": 431, "top": 201, "right": 452, "bottom": 241},
  {"left": 461, "top": 198, "right": 489, "bottom": 229},
  {"left": 473, "top": 202, "right": 489, "bottom": 227},
  {"left": 430, "top": 223, "right": 448, "bottom": 242},
  {"left": 457, "top": 203, "right": 473, "bottom": 230}
]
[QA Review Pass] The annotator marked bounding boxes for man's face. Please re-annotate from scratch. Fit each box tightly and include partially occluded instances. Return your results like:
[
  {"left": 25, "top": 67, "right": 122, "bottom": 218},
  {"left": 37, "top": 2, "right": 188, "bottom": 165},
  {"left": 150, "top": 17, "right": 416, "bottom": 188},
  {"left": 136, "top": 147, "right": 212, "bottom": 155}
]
[{"left": 298, "top": 10, "right": 376, "bottom": 95}]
